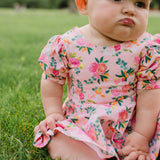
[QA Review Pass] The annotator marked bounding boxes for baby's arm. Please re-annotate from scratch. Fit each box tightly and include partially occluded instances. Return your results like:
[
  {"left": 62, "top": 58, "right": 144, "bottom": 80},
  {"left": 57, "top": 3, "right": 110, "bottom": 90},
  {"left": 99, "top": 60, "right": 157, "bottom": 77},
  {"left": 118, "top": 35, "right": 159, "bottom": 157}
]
[
  {"left": 134, "top": 89, "right": 160, "bottom": 143},
  {"left": 119, "top": 89, "right": 160, "bottom": 160},
  {"left": 34, "top": 78, "right": 64, "bottom": 136}
]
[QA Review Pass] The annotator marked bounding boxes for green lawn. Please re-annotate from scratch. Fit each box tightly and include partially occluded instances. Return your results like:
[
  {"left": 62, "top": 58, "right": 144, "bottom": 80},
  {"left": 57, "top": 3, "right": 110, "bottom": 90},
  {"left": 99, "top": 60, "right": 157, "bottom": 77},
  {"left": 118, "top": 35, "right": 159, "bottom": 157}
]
[{"left": 0, "top": 9, "right": 160, "bottom": 160}]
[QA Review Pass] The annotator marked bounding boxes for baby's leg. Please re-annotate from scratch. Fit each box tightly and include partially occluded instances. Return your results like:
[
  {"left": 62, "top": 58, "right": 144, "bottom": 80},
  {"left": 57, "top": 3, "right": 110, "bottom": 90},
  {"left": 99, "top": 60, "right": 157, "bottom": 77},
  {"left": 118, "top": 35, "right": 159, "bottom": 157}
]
[{"left": 47, "top": 132, "right": 104, "bottom": 160}]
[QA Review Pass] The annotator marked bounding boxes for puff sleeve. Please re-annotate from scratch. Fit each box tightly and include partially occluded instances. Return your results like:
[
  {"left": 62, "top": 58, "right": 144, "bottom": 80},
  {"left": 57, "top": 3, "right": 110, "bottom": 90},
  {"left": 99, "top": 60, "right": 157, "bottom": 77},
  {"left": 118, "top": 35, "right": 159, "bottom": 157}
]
[
  {"left": 39, "top": 35, "right": 69, "bottom": 85},
  {"left": 136, "top": 34, "right": 160, "bottom": 89}
]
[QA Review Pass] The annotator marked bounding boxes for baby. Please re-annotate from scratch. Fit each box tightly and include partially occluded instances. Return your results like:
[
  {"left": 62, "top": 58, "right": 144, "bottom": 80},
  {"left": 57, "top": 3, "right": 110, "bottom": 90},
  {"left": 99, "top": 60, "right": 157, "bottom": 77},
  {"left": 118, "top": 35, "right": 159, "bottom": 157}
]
[{"left": 34, "top": 0, "right": 160, "bottom": 159}]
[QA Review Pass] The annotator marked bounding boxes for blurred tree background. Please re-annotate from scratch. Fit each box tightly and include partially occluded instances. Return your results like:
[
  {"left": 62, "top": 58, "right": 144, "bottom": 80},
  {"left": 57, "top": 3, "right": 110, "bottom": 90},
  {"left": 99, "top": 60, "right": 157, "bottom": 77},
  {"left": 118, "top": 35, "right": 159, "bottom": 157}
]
[
  {"left": 0, "top": 0, "right": 159, "bottom": 10},
  {"left": 0, "top": 0, "right": 68, "bottom": 9}
]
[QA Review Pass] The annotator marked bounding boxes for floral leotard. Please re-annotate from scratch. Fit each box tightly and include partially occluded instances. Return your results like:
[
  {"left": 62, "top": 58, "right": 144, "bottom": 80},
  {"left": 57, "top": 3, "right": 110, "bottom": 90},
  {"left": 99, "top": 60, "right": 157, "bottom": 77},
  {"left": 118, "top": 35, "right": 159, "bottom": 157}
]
[{"left": 34, "top": 27, "right": 160, "bottom": 159}]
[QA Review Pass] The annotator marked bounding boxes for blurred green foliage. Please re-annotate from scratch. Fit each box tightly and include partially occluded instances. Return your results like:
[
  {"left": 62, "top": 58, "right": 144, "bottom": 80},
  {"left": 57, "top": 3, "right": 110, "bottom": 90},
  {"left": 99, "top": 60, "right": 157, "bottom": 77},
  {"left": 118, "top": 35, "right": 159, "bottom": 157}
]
[
  {"left": 0, "top": 0, "right": 159, "bottom": 9},
  {"left": 0, "top": 0, "right": 68, "bottom": 8},
  {"left": 151, "top": 0, "right": 160, "bottom": 9}
]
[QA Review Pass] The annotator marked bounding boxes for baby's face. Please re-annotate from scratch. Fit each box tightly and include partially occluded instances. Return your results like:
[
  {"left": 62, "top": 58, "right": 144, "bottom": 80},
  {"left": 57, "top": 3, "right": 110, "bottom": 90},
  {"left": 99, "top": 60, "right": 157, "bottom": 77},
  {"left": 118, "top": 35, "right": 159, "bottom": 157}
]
[{"left": 86, "top": 0, "right": 151, "bottom": 41}]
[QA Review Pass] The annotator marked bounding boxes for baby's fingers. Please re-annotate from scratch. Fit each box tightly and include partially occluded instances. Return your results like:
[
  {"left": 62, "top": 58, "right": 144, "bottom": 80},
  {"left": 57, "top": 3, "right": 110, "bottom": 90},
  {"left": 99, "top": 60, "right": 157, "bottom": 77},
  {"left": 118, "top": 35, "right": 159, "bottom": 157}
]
[
  {"left": 34, "top": 125, "right": 40, "bottom": 135},
  {"left": 46, "top": 117, "right": 56, "bottom": 130},
  {"left": 123, "top": 151, "right": 151, "bottom": 160},
  {"left": 123, "top": 151, "right": 139, "bottom": 160},
  {"left": 118, "top": 146, "right": 135, "bottom": 157},
  {"left": 138, "top": 155, "right": 146, "bottom": 160},
  {"left": 39, "top": 120, "right": 48, "bottom": 136},
  {"left": 138, "top": 155, "right": 151, "bottom": 160},
  {"left": 47, "top": 113, "right": 64, "bottom": 130}
]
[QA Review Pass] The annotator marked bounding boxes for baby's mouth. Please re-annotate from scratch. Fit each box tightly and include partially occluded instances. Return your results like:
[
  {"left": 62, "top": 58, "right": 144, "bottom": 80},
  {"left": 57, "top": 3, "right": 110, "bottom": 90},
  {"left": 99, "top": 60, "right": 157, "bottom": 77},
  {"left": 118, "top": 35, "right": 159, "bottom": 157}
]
[{"left": 119, "top": 18, "right": 135, "bottom": 26}]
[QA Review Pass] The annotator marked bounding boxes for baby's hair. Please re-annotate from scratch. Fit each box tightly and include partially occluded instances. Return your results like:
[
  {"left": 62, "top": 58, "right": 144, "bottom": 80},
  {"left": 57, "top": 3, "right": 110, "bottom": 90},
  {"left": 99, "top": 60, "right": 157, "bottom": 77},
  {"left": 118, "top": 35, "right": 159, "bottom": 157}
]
[{"left": 75, "top": 0, "right": 87, "bottom": 11}]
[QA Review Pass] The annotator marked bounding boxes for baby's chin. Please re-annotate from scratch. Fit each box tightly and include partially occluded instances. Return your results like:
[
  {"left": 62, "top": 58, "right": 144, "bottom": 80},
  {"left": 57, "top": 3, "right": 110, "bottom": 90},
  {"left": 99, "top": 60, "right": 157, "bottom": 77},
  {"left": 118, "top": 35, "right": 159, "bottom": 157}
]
[{"left": 111, "top": 32, "right": 145, "bottom": 42}]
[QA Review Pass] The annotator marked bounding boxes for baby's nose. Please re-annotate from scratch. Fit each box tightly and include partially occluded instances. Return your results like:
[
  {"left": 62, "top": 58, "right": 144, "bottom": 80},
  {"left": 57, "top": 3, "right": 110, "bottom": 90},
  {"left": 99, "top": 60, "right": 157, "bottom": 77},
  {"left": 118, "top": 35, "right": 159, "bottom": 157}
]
[{"left": 121, "top": 2, "right": 136, "bottom": 17}]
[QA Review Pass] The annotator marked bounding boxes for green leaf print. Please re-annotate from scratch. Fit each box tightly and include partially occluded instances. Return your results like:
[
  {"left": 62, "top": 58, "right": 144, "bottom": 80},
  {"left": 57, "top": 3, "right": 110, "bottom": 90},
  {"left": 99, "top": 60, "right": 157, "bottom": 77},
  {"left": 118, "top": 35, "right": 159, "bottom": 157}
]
[
  {"left": 118, "top": 121, "right": 124, "bottom": 130},
  {"left": 145, "top": 55, "right": 151, "bottom": 63},
  {"left": 105, "top": 108, "right": 112, "bottom": 115},
  {"left": 93, "top": 123, "right": 101, "bottom": 141},
  {"left": 95, "top": 57, "right": 100, "bottom": 63},
  {"left": 87, "top": 48, "right": 93, "bottom": 54},
  {"left": 115, "top": 51, "right": 121, "bottom": 56},
  {"left": 116, "top": 67, "right": 134, "bottom": 81},
  {"left": 87, "top": 99, "right": 96, "bottom": 104},
  {"left": 45, "top": 74, "right": 49, "bottom": 79},
  {"left": 121, "top": 70, "right": 125, "bottom": 77},
  {"left": 105, "top": 90, "right": 110, "bottom": 94},
  {"left": 98, "top": 79, "right": 100, "bottom": 84},
  {"left": 127, "top": 68, "right": 134, "bottom": 74},
  {"left": 98, "top": 56, "right": 109, "bottom": 63},
  {"left": 85, "top": 106, "right": 96, "bottom": 114},
  {"left": 92, "top": 76, "right": 97, "bottom": 81},
  {"left": 100, "top": 75, "right": 108, "bottom": 81},
  {"left": 50, "top": 57, "right": 57, "bottom": 67},
  {"left": 152, "top": 45, "right": 160, "bottom": 51},
  {"left": 43, "top": 63, "right": 48, "bottom": 71},
  {"left": 100, "top": 56, "right": 104, "bottom": 63},
  {"left": 124, "top": 49, "right": 133, "bottom": 53},
  {"left": 84, "top": 80, "right": 89, "bottom": 84},
  {"left": 76, "top": 46, "right": 93, "bottom": 54},
  {"left": 142, "top": 80, "right": 151, "bottom": 89},
  {"left": 75, "top": 68, "right": 80, "bottom": 74},
  {"left": 126, "top": 106, "right": 132, "bottom": 113},
  {"left": 84, "top": 79, "right": 94, "bottom": 84},
  {"left": 112, "top": 95, "right": 129, "bottom": 106},
  {"left": 71, "top": 118, "right": 79, "bottom": 123},
  {"left": 143, "top": 80, "right": 151, "bottom": 84},
  {"left": 116, "top": 58, "right": 127, "bottom": 70},
  {"left": 145, "top": 46, "right": 150, "bottom": 50},
  {"left": 70, "top": 52, "right": 77, "bottom": 58},
  {"left": 77, "top": 80, "right": 83, "bottom": 89},
  {"left": 116, "top": 70, "right": 127, "bottom": 81},
  {"left": 150, "top": 69, "right": 156, "bottom": 74},
  {"left": 103, "top": 60, "right": 109, "bottom": 63},
  {"left": 77, "top": 46, "right": 84, "bottom": 51},
  {"left": 157, "top": 133, "right": 160, "bottom": 139}
]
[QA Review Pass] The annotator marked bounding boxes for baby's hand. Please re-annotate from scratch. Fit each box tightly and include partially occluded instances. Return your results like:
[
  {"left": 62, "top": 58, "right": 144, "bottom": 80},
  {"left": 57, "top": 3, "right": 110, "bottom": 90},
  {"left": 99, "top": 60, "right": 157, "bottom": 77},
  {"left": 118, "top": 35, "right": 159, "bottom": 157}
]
[
  {"left": 34, "top": 113, "right": 64, "bottom": 136},
  {"left": 119, "top": 132, "right": 151, "bottom": 160}
]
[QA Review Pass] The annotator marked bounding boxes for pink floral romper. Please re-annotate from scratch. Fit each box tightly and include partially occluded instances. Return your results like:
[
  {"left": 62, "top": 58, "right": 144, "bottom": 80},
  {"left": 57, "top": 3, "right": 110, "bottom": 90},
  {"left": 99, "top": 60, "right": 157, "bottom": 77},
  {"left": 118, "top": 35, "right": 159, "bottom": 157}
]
[{"left": 34, "top": 27, "right": 160, "bottom": 159}]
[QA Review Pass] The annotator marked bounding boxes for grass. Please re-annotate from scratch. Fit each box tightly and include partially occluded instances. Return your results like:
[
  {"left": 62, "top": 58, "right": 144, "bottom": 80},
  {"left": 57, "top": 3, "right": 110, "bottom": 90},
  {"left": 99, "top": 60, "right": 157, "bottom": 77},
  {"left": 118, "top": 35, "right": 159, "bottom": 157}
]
[{"left": 0, "top": 8, "right": 160, "bottom": 160}]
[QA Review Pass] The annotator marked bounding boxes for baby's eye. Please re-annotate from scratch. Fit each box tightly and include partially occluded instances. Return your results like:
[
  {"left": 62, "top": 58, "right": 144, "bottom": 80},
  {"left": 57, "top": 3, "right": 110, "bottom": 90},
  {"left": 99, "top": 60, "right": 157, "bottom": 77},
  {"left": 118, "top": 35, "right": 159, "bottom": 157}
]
[
  {"left": 135, "top": 1, "right": 146, "bottom": 8},
  {"left": 112, "top": 0, "right": 122, "bottom": 2}
]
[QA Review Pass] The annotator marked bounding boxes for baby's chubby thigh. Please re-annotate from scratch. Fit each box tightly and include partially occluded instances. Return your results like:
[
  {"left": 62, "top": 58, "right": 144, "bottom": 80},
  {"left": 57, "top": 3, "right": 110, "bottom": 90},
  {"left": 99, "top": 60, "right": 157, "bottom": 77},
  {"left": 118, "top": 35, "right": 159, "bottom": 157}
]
[{"left": 47, "top": 132, "right": 103, "bottom": 160}]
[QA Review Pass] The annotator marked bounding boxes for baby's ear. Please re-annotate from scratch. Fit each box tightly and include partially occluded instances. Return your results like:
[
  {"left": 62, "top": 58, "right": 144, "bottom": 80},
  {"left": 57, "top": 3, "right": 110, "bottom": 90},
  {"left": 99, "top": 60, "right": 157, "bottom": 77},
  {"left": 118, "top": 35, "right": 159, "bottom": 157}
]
[{"left": 75, "top": 0, "right": 88, "bottom": 15}]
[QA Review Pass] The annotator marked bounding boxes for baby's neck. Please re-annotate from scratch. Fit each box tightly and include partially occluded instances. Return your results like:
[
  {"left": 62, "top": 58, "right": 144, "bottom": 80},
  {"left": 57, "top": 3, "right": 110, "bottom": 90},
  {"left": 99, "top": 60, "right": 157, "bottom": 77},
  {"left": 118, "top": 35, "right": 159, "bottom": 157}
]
[{"left": 80, "top": 24, "right": 123, "bottom": 47}]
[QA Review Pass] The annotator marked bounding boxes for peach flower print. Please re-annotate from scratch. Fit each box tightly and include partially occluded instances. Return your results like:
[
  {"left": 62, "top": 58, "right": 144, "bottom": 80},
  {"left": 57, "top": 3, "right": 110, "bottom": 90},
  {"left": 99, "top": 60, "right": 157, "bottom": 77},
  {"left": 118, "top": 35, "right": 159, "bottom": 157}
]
[
  {"left": 89, "top": 63, "right": 107, "bottom": 75},
  {"left": 119, "top": 110, "right": 128, "bottom": 122},
  {"left": 122, "top": 85, "right": 131, "bottom": 94},
  {"left": 97, "top": 63, "right": 107, "bottom": 75}
]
